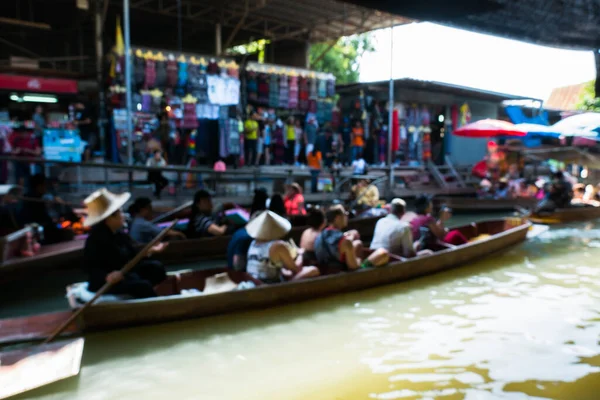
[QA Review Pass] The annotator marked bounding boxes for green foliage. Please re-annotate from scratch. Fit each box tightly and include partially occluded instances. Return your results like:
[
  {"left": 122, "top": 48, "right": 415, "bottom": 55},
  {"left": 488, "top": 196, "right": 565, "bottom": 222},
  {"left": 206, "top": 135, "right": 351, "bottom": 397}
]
[
  {"left": 309, "top": 34, "right": 375, "bottom": 84},
  {"left": 576, "top": 80, "right": 600, "bottom": 112}
]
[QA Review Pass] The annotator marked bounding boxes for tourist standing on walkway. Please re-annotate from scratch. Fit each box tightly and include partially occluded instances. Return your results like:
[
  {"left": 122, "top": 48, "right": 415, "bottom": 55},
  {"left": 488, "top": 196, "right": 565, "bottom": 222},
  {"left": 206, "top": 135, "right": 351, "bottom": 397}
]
[
  {"left": 294, "top": 118, "right": 305, "bottom": 166},
  {"left": 307, "top": 147, "right": 322, "bottom": 194},
  {"left": 146, "top": 149, "right": 168, "bottom": 199},
  {"left": 351, "top": 120, "right": 365, "bottom": 161},
  {"left": 285, "top": 116, "right": 296, "bottom": 165},
  {"left": 244, "top": 113, "right": 259, "bottom": 166},
  {"left": 340, "top": 118, "right": 352, "bottom": 165},
  {"left": 305, "top": 115, "right": 318, "bottom": 155}
]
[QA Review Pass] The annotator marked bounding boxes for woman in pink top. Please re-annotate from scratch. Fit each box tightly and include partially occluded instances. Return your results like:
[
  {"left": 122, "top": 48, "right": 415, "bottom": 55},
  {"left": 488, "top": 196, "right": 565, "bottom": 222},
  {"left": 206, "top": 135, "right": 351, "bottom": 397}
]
[{"left": 410, "top": 195, "right": 467, "bottom": 250}]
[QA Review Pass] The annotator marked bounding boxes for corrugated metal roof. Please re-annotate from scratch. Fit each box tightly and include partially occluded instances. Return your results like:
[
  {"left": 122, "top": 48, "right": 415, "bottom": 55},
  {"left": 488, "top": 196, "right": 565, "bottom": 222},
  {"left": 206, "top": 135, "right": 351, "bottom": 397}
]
[
  {"left": 337, "top": 78, "right": 539, "bottom": 103},
  {"left": 545, "top": 83, "right": 588, "bottom": 111}
]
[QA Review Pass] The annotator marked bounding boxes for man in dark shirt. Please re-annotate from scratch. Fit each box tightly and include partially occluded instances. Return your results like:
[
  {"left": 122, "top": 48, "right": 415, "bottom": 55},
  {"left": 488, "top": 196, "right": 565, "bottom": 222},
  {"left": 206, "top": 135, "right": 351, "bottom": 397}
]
[
  {"left": 186, "top": 189, "right": 228, "bottom": 238},
  {"left": 83, "top": 188, "right": 167, "bottom": 298}
]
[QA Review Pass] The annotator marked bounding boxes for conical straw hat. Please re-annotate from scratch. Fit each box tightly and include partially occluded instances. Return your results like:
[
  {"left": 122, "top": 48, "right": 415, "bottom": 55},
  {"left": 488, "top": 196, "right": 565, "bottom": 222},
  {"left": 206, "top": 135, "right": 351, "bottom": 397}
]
[
  {"left": 83, "top": 188, "right": 131, "bottom": 227},
  {"left": 202, "top": 272, "right": 238, "bottom": 295},
  {"left": 245, "top": 210, "right": 291, "bottom": 241}
]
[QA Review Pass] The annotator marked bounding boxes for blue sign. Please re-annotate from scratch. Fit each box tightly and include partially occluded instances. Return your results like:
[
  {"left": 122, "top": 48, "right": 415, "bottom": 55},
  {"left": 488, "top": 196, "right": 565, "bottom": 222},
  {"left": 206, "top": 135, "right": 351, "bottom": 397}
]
[{"left": 42, "top": 129, "right": 85, "bottom": 162}]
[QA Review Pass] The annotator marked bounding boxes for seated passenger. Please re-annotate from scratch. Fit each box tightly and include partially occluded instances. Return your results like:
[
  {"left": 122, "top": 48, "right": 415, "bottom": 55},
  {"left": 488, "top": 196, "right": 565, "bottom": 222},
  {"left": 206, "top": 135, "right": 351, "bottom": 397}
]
[
  {"left": 370, "top": 198, "right": 417, "bottom": 258},
  {"left": 495, "top": 178, "right": 511, "bottom": 199},
  {"left": 410, "top": 195, "right": 468, "bottom": 249},
  {"left": 536, "top": 171, "right": 573, "bottom": 212},
  {"left": 269, "top": 193, "right": 287, "bottom": 217},
  {"left": 572, "top": 184, "right": 585, "bottom": 202},
  {"left": 283, "top": 183, "right": 306, "bottom": 216},
  {"left": 314, "top": 205, "right": 389, "bottom": 275},
  {"left": 245, "top": 211, "right": 319, "bottom": 283},
  {"left": 300, "top": 208, "right": 326, "bottom": 266},
  {"left": 128, "top": 197, "right": 186, "bottom": 244},
  {"left": 83, "top": 188, "right": 168, "bottom": 299},
  {"left": 186, "top": 190, "right": 228, "bottom": 238}
]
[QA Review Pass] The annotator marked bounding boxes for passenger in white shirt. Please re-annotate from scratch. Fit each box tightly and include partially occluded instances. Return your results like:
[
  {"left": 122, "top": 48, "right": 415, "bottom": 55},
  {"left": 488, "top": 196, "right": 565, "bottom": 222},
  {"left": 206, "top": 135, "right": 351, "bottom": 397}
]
[
  {"left": 352, "top": 157, "right": 367, "bottom": 175},
  {"left": 370, "top": 198, "right": 416, "bottom": 258}
]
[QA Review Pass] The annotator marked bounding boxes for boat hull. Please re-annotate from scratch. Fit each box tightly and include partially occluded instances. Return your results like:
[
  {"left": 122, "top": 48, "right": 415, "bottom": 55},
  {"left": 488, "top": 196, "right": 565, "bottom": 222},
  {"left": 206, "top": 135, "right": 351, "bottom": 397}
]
[
  {"left": 436, "top": 197, "right": 537, "bottom": 212},
  {"left": 76, "top": 219, "right": 530, "bottom": 332},
  {"left": 529, "top": 206, "right": 600, "bottom": 224}
]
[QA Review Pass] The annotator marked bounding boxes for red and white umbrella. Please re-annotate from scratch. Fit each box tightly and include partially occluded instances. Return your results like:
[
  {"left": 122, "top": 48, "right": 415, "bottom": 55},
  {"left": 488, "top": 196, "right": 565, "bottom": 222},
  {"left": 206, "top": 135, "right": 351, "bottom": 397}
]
[{"left": 453, "top": 119, "right": 527, "bottom": 138}]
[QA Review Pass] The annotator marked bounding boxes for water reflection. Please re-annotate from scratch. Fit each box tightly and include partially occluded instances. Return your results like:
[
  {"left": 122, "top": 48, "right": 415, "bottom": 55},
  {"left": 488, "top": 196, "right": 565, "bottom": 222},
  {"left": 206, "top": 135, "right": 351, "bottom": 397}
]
[{"left": 13, "top": 223, "right": 600, "bottom": 400}]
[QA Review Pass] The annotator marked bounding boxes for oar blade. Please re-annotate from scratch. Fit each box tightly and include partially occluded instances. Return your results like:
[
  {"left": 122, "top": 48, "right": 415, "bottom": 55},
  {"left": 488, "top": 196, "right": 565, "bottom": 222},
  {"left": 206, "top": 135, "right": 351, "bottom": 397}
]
[{"left": 0, "top": 338, "right": 84, "bottom": 400}]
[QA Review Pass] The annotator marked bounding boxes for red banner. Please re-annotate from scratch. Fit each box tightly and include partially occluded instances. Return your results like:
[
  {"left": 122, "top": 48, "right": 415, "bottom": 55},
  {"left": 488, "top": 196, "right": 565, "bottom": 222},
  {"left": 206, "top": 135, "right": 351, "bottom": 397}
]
[{"left": 0, "top": 74, "right": 78, "bottom": 94}]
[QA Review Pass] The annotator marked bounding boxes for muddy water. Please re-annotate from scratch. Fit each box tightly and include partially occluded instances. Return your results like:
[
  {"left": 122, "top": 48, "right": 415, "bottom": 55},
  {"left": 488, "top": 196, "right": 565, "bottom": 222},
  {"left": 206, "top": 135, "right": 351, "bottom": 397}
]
[{"left": 11, "top": 220, "right": 600, "bottom": 400}]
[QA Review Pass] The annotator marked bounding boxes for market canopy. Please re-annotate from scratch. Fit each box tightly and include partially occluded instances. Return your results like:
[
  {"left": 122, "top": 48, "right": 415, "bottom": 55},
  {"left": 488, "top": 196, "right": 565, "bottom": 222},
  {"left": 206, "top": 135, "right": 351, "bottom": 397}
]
[
  {"left": 342, "top": 0, "right": 600, "bottom": 50},
  {"left": 524, "top": 147, "right": 600, "bottom": 169},
  {"left": 453, "top": 119, "right": 527, "bottom": 138}
]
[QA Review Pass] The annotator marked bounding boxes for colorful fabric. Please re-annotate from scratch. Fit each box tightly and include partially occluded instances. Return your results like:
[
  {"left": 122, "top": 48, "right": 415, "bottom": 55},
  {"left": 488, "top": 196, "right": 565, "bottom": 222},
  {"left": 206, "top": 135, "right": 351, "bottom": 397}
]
[
  {"left": 279, "top": 75, "right": 289, "bottom": 109},
  {"left": 288, "top": 76, "right": 299, "bottom": 109},
  {"left": 269, "top": 74, "right": 279, "bottom": 108},
  {"left": 318, "top": 79, "right": 327, "bottom": 98}
]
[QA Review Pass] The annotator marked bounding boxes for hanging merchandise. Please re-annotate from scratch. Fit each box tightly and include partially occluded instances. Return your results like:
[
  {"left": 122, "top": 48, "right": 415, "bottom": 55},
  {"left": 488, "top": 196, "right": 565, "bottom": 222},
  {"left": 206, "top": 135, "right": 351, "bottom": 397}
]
[
  {"left": 298, "top": 77, "right": 309, "bottom": 111},
  {"left": 278, "top": 74, "right": 288, "bottom": 109},
  {"left": 392, "top": 109, "right": 400, "bottom": 152},
  {"left": 207, "top": 58, "right": 219, "bottom": 75},
  {"left": 166, "top": 54, "right": 178, "bottom": 88},
  {"left": 459, "top": 103, "right": 471, "bottom": 127},
  {"left": 155, "top": 53, "right": 167, "bottom": 89},
  {"left": 150, "top": 89, "right": 163, "bottom": 114},
  {"left": 258, "top": 73, "right": 269, "bottom": 105},
  {"left": 318, "top": 79, "right": 327, "bottom": 98},
  {"left": 269, "top": 73, "right": 279, "bottom": 108},
  {"left": 327, "top": 79, "right": 336, "bottom": 98},
  {"left": 288, "top": 74, "right": 299, "bottom": 109},
  {"left": 247, "top": 71, "right": 258, "bottom": 103},
  {"left": 331, "top": 103, "right": 341, "bottom": 129},
  {"left": 309, "top": 77, "right": 318, "bottom": 100},
  {"left": 140, "top": 91, "right": 152, "bottom": 112},
  {"left": 134, "top": 50, "right": 146, "bottom": 89},
  {"left": 143, "top": 52, "right": 156, "bottom": 89},
  {"left": 227, "top": 62, "right": 239, "bottom": 79},
  {"left": 176, "top": 55, "right": 188, "bottom": 96},
  {"left": 422, "top": 130, "right": 431, "bottom": 162}
]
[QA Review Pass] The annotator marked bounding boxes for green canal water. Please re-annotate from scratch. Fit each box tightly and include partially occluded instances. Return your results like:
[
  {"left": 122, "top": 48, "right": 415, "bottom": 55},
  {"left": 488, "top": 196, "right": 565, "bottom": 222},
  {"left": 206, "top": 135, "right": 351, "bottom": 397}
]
[{"left": 4, "top": 214, "right": 600, "bottom": 399}]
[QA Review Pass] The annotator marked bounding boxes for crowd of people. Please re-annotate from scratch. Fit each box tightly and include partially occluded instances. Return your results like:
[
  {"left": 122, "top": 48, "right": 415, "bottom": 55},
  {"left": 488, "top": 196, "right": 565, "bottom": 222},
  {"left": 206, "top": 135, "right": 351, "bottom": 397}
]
[{"left": 75, "top": 183, "right": 475, "bottom": 301}]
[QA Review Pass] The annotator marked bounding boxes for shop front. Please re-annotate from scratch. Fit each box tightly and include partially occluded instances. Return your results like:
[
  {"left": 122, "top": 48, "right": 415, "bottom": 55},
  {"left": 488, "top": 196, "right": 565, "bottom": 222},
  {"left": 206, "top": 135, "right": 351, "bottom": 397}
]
[{"left": 337, "top": 79, "right": 531, "bottom": 167}]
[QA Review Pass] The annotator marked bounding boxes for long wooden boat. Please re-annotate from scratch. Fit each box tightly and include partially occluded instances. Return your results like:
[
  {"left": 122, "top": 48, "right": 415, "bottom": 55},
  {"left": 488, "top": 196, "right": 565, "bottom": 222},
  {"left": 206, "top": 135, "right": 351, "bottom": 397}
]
[
  {"left": 0, "top": 218, "right": 530, "bottom": 345},
  {"left": 529, "top": 205, "right": 600, "bottom": 224},
  {"left": 435, "top": 196, "right": 537, "bottom": 213},
  {"left": 0, "top": 216, "right": 380, "bottom": 283}
]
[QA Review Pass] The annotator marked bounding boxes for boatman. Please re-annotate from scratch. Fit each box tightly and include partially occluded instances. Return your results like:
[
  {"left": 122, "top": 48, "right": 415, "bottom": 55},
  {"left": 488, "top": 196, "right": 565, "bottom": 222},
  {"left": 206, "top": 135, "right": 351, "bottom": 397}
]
[{"left": 82, "top": 188, "right": 168, "bottom": 299}]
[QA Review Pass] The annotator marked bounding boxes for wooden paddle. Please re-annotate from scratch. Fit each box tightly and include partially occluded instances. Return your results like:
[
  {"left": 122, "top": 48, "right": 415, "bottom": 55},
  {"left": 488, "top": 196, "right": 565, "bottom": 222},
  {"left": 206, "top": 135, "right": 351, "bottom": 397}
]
[
  {"left": 43, "top": 219, "right": 178, "bottom": 344},
  {"left": 151, "top": 201, "right": 192, "bottom": 224},
  {"left": 0, "top": 220, "right": 178, "bottom": 400}
]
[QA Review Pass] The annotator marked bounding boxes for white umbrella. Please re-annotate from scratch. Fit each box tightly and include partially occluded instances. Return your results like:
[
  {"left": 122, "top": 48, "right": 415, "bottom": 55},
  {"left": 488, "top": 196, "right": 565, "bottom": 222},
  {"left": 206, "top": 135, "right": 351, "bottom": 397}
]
[{"left": 552, "top": 112, "right": 600, "bottom": 137}]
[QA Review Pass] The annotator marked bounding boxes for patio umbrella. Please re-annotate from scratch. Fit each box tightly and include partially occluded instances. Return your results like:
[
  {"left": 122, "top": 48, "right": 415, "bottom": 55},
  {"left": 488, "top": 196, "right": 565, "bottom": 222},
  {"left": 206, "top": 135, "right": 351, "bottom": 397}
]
[
  {"left": 453, "top": 119, "right": 527, "bottom": 138},
  {"left": 552, "top": 112, "right": 600, "bottom": 140},
  {"left": 514, "top": 123, "right": 561, "bottom": 139}
]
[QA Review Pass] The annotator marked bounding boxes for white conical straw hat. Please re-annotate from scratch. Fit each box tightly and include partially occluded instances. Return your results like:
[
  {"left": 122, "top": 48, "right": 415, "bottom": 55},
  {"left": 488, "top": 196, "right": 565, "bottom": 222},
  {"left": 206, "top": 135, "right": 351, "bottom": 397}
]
[
  {"left": 202, "top": 273, "right": 238, "bottom": 295},
  {"left": 83, "top": 188, "right": 131, "bottom": 227},
  {"left": 245, "top": 210, "right": 291, "bottom": 241}
]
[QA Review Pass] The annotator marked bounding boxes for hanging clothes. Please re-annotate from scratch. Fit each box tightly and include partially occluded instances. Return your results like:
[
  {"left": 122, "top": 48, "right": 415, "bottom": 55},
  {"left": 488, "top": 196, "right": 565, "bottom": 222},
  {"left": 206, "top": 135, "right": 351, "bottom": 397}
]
[
  {"left": 288, "top": 76, "right": 299, "bottom": 109},
  {"left": 279, "top": 75, "right": 289, "bottom": 109},
  {"left": 247, "top": 71, "right": 258, "bottom": 104},
  {"left": 166, "top": 59, "right": 178, "bottom": 88},
  {"left": 207, "top": 60, "right": 219, "bottom": 75},
  {"left": 327, "top": 79, "right": 335, "bottom": 97},
  {"left": 299, "top": 77, "right": 309, "bottom": 111},
  {"left": 144, "top": 59, "right": 156, "bottom": 89},
  {"left": 392, "top": 109, "right": 400, "bottom": 152},
  {"left": 309, "top": 78, "right": 318, "bottom": 100},
  {"left": 155, "top": 60, "right": 167, "bottom": 88},
  {"left": 318, "top": 79, "right": 327, "bottom": 98},
  {"left": 269, "top": 74, "right": 279, "bottom": 108},
  {"left": 134, "top": 55, "right": 146, "bottom": 89},
  {"left": 176, "top": 60, "right": 188, "bottom": 95},
  {"left": 257, "top": 73, "right": 269, "bottom": 105}
]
